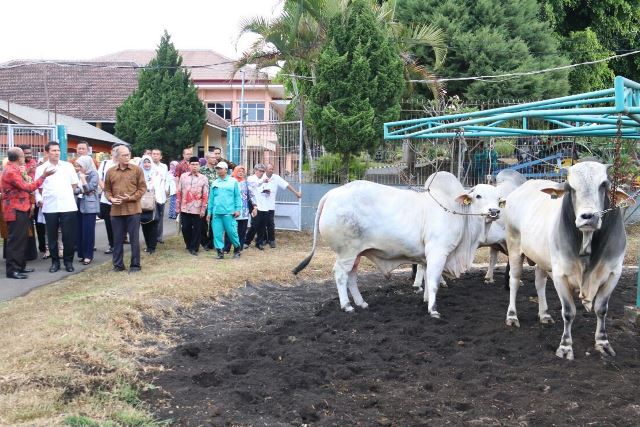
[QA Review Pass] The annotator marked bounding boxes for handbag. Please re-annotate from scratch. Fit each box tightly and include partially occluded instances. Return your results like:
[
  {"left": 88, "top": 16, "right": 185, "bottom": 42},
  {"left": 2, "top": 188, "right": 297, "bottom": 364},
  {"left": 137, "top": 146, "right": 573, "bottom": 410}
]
[{"left": 140, "top": 189, "right": 156, "bottom": 212}]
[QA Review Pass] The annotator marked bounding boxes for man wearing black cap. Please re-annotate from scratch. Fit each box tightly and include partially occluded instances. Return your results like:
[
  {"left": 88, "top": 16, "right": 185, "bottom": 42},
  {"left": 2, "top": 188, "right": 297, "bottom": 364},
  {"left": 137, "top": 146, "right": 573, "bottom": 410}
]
[{"left": 175, "top": 156, "right": 209, "bottom": 255}]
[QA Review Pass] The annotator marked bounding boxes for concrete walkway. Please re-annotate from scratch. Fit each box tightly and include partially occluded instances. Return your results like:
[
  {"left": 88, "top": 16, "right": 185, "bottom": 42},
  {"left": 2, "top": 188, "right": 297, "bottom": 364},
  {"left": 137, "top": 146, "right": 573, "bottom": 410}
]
[{"left": 0, "top": 216, "right": 179, "bottom": 302}]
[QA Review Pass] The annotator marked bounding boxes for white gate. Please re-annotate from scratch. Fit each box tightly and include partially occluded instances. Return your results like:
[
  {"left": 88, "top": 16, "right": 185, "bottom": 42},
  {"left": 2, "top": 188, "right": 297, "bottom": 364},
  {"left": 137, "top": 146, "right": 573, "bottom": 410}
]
[{"left": 227, "top": 121, "right": 303, "bottom": 231}]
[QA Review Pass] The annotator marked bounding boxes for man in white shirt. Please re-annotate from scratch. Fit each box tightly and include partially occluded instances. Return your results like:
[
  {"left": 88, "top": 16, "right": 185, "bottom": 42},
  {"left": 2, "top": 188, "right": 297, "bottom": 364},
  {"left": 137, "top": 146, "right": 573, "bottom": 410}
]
[
  {"left": 97, "top": 145, "right": 119, "bottom": 254},
  {"left": 151, "top": 148, "right": 168, "bottom": 243},
  {"left": 245, "top": 163, "right": 272, "bottom": 250},
  {"left": 35, "top": 141, "right": 79, "bottom": 273},
  {"left": 263, "top": 163, "right": 301, "bottom": 248}
]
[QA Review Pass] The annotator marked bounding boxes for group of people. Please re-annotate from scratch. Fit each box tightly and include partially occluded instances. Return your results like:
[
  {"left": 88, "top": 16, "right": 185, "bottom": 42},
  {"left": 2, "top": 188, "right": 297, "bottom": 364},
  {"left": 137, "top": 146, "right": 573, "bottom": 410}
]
[
  {"left": 170, "top": 147, "right": 302, "bottom": 259},
  {"left": 1, "top": 142, "right": 301, "bottom": 279}
]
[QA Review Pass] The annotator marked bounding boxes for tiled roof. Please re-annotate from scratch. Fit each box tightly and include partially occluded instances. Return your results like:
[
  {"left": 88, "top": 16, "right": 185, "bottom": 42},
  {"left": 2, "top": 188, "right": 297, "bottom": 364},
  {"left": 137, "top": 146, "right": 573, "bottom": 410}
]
[
  {"left": 92, "top": 49, "right": 268, "bottom": 82},
  {"left": 0, "top": 61, "right": 139, "bottom": 122},
  {"left": 206, "top": 110, "right": 230, "bottom": 130},
  {"left": 0, "top": 99, "right": 129, "bottom": 146}
]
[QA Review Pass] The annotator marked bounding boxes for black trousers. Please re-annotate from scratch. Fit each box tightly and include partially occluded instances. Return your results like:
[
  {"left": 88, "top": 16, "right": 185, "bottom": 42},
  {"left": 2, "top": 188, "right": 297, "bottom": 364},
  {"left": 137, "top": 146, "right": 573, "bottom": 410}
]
[
  {"left": 141, "top": 218, "right": 158, "bottom": 252},
  {"left": 200, "top": 215, "right": 214, "bottom": 249},
  {"left": 267, "top": 209, "right": 276, "bottom": 243},
  {"left": 181, "top": 213, "right": 203, "bottom": 252},
  {"left": 111, "top": 214, "right": 141, "bottom": 269},
  {"left": 155, "top": 202, "right": 165, "bottom": 242},
  {"left": 34, "top": 205, "right": 47, "bottom": 253},
  {"left": 245, "top": 210, "right": 269, "bottom": 246},
  {"left": 44, "top": 211, "right": 77, "bottom": 266},
  {"left": 6, "top": 211, "right": 30, "bottom": 276},
  {"left": 100, "top": 202, "right": 114, "bottom": 248}
]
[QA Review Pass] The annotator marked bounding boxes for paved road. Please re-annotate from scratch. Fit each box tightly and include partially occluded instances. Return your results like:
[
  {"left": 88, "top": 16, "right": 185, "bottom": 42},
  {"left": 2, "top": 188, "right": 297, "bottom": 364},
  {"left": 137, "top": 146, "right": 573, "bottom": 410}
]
[{"left": 0, "top": 216, "right": 179, "bottom": 302}]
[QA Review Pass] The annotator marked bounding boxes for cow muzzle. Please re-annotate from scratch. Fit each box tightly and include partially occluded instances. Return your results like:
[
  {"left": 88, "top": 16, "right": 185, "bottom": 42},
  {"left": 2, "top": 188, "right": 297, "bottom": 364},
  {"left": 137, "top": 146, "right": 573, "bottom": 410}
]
[
  {"left": 575, "top": 211, "right": 601, "bottom": 231},
  {"left": 486, "top": 208, "right": 500, "bottom": 221}
]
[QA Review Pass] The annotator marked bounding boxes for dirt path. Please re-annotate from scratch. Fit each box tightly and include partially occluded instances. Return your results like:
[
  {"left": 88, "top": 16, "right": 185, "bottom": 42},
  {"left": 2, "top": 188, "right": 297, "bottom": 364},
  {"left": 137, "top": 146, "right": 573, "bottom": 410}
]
[{"left": 143, "top": 268, "right": 640, "bottom": 426}]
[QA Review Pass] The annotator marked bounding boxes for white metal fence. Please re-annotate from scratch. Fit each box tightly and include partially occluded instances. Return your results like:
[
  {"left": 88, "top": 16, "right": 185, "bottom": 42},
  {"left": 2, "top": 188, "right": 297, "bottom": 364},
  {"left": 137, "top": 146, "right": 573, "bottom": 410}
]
[{"left": 0, "top": 124, "right": 58, "bottom": 162}]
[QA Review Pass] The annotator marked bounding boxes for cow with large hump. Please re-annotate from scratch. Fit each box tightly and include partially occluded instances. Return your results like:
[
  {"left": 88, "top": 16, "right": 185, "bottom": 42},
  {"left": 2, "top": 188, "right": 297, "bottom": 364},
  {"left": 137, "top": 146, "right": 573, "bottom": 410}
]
[
  {"left": 503, "top": 161, "right": 633, "bottom": 360},
  {"left": 412, "top": 168, "right": 526, "bottom": 292},
  {"left": 292, "top": 172, "right": 502, "bottom": 317}
]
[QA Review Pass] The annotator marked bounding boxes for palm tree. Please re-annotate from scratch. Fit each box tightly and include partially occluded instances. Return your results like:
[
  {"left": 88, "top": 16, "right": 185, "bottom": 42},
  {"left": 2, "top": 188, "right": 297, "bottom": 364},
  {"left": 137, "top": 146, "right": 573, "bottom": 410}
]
[{"left": 234, "top": 0, "right": 448, "bottom": 168}]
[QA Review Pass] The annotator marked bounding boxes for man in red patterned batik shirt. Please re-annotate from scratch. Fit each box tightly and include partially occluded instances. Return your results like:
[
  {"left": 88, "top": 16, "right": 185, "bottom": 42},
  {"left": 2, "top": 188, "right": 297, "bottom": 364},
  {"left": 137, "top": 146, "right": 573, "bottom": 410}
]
[{"left": 1, "top": 147, "right": 55, "bottom": 279}]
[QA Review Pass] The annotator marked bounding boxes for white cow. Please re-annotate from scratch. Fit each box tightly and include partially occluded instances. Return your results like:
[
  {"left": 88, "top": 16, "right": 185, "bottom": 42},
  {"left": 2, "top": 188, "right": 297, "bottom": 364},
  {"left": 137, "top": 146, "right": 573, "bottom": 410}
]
[
  {"left": 503, "top": 161, "right": 633, "bottom": 360},
  {"left": 412, "top": 169, "right": 526, "bottom": 291},
  {"left": 293, "top": 172, "right": 501, "bottom": 317}
]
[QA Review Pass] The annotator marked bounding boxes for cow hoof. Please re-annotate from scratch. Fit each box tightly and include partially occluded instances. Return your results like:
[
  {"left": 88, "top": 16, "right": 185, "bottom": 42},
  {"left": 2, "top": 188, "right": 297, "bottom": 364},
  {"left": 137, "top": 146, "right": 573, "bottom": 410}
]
[
  {"left": 439, "top": 281, "right": 448, "bottom": 288},
  {"left": 342, "top": 305, "right": 355, "bottom": 313},
  {"left": 484, "top": 278, "right": 494, "bottom": 285},
  {"left": 505, "top": 317, "right": 520, "bottom": 328},
  {"left": 539, "top": 314, "right": 555, "bottom": 324},
  {"left": 429, "top": 311, "right": 441, "bottom": 319},
  {"left": 413, "top": 286, "right": 423, "bottom": 293},
  {"left": 556, "top": 345, "right": 574, "bottom": 360},
  {"left": 595, "top": 340, "right": 616, "bottom": 357},
  {"left": 359, "top": 302, "right": 369, "bottom": 309}
]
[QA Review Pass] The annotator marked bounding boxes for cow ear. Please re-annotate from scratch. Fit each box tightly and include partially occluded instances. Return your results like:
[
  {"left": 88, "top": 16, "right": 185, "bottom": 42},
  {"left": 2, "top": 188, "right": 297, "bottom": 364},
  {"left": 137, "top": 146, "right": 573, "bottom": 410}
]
[
  {"left": 455, "top": 193, "right": 473, "bottom": 205},
  {"left": 540, "top": 187, "right": 566, "bottom": 199},
  {"left": 614, "top": 189, "right": 636, "bottom": 206}
]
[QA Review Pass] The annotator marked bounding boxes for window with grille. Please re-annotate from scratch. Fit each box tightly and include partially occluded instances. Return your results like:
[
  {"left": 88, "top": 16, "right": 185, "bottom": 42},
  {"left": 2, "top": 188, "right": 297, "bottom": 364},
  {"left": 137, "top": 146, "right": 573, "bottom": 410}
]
[{"left": 206, "top": 102, "right": 232, "bottom": 121}]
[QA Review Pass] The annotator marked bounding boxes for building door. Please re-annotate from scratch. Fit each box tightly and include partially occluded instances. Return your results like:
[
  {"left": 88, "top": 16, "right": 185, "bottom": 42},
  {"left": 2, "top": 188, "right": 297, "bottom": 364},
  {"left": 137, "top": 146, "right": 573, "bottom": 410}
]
[{"left": 227, "top": 121, "right": 303, "bottom": 231}]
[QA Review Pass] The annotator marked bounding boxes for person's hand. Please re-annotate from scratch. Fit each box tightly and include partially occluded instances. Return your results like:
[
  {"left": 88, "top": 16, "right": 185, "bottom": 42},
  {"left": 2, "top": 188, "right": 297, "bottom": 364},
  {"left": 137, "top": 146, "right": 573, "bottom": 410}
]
[
  {"left": 37, "top": 200, "right": 43, "bottom": 207},
  {"left": 200, "top": 211, "right": 205, "bottom": 218},
  {"left": 120, "top": 193, "right": 131, "bottom": 201},
  {"left": 251, "top": 207, "right": 257, "bottom": 218},
  {"left": 233, "top": 211, "right": 240, "bottom": 218},
  {"left": 110, "top": 196, "right": 122, "bottom": 205},
  {"left": 206, "top": 214, "right": 211, "bottom": 223},
  {"left": 43, "top": 168, "right": 56, "bottom": 178},
  {"left": 295, "top": 191, "right": 302, "bottom": 199},
  {"left": 19, "top": 165, "right": 26, "bottom": 173}
]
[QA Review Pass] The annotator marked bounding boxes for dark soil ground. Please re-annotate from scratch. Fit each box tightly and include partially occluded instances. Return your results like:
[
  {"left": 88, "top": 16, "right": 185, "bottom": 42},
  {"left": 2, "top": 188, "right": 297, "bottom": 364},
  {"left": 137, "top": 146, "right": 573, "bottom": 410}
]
[{"left": 143, "top": 268, "right": 640, "bottom": 426}]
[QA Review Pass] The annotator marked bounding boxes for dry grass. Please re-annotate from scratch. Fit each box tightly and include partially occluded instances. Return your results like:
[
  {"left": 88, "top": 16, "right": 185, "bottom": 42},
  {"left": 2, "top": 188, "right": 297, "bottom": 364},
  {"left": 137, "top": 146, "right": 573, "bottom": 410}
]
[
  {"left": 0, "top": 224, "right": 637, "bottom": 425},
  {"left": 0, "top": 231, "right": 346, "bottom": 426}
]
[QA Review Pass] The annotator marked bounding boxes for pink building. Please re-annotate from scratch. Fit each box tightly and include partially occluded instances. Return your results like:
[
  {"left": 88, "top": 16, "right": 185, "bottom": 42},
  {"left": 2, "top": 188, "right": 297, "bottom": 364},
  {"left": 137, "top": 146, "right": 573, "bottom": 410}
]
[{"left": 94, "top": 50, "right": 288, "bottom": 158}]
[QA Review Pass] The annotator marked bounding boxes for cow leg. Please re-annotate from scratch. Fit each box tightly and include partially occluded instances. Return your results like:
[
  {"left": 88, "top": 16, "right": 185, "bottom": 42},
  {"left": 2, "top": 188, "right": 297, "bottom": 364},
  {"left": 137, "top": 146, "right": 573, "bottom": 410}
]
[
  {"left": 535, "top": 267, "right": 554, "bottom": 324},
  {"left": 505, "top": 254, "right": 523, "bottom": 327},
  {"left": 347, "top": 256, "right": 368, "bottom": 309},
  {"left": 334, "top": 258, "right": 355, "bottom": 312},
  {"left": 413, "top": 264, "right": 425, "bottom": 293},
  {"left": 593, "top": 272, "right": 620, "bottom": 357},
  {"left": 423, "top": 253, "right": 447, "bottom": 318},
  {"left": 552, "top": 275, "right": 576, "bottom": 360},
  {"left": 484, "top": 247, "right": 498, "bottom": 284}
]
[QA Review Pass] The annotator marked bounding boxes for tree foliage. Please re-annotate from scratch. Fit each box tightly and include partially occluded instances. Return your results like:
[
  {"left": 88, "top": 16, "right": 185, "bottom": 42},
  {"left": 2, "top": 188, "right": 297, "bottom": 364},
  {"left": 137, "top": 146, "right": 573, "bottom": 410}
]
[
  {"left": 539, "top": 0, "right": 640, "bottom": 82},
  {"left": 561, "top": 28, "right": 615, "bottom": 93},
  {"left": 307, "top": 0, "right": 404, "bottom": 179},
  {"left": 115, "top": 31, "right": 206, "bottom": 161},
  {"left": 396, "top": 0, "right": 570, "bottom": 101}
]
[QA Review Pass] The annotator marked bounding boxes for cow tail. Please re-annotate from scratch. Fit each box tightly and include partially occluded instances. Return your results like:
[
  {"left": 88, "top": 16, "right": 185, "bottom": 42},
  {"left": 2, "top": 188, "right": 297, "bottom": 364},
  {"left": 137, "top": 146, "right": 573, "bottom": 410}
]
[{"left": 292, "top": 193, "right": 326, "bottom": 275}]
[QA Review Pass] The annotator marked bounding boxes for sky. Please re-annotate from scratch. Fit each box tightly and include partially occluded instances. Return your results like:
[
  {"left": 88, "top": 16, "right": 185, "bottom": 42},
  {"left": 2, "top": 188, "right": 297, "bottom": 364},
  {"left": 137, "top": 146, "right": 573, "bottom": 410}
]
[{"left": 0, "top": 0, "right": 284, "bottom": 63}]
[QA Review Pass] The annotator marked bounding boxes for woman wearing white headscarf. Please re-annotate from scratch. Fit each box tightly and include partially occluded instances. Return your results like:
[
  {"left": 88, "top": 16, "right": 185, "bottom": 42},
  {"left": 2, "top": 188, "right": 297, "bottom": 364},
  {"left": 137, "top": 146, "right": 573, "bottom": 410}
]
[
  {"left": 74, "top": 155, "right": 99, "bottom": 264},
  {"left": 140, "top": 155, "right": 160, "bottom": 254}
]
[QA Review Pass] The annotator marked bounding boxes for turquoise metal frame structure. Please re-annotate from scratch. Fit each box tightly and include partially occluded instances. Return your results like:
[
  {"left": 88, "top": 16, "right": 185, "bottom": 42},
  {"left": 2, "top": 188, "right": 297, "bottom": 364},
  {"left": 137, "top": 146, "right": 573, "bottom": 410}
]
[
  {"left": 384, "top": 75, "right": 640, "bottom": 308},
  {"left": 384, "top": 76, "right": 640, "bottom": 140}
]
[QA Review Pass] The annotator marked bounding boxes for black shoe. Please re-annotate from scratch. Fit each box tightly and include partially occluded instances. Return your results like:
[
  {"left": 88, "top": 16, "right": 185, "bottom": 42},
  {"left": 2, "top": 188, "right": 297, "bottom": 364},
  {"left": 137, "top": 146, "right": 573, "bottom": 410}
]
[
  {"left": 147, "top": 249, "right": 155, "bottom": 255},
  {"left": 242, "top": 244, "right": 250, "bottom": 250},
  {"left": 256, "top": 244, "right": 265, "bottom": 251},
  {"left": 19, "top": 268, "right": 35, "bottom": 273},
  {"left": 269, "top": 241, "right": 276, "bottom": 248},
  {"left": 112, "top": 266, "right": 126, "bottom": 272},
  {"left": 216, "top": 250, "right": 224, "bottom": 260},
  {"left": 158, "top": 240, "right": 165, "bottom": 244},
  {"left": 189, "top": 250, "right": 198, "bottom": 256},
  {"left": 129, "top": 266, "right": 141, "bottom": 273},
  {"left": 233, "top": 247, "right": 241, "bottom": 259},
  {"left": 7, "top": 272, "right": 28, "bottom": 279},
  {"left": 49, "top": 263, "right": 60, "bottom": 273},
  {"left": 65, "top": 265, "right": 75, "bottom": 273},
  {"left": 104, "top": 248, "right": 113, "bottom": 254}
]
